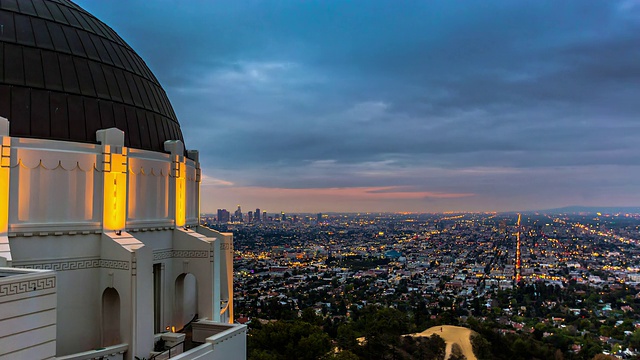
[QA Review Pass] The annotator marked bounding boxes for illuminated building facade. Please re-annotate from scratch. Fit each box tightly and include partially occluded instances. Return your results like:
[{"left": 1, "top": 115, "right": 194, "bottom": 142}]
[{"left": 0, "top": 1, "right": 245, "bottom": 359}]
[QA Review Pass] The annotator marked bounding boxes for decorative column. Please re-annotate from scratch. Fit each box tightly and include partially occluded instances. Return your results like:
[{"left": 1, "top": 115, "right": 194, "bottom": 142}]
[
  {"left": 212, "top": 239, "right": 221, "bottom": 322},
  {"left": 0, "top": 117, "right": 11, "bottom": 266},
  {"left": 165, "top": 140, "right": 186, "bottom": 227},
  {"left": 97, "top": 128, "right": 128, "bottom": 231}
]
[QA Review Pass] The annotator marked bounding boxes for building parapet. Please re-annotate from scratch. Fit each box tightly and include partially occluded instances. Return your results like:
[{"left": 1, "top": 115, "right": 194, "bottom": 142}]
[
  {"left": 56, "top": 343, "right": 128, "bottom": 360},
  {"left": 173, "top": 321, "right": 247, "bottom": 360}
]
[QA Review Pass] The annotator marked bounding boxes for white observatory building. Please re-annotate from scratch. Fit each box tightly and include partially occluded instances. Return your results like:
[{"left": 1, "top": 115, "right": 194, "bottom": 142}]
[{"left": 0, "top": 0, "right": 246, "bottom": 359}]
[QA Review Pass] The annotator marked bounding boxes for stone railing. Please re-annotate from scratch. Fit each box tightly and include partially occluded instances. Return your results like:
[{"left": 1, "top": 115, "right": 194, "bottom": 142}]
[
  {"left": 56, "top": 343, "right": 128, "bottom": 360},
  {"left": 172, "top": 321, "right": 246, "bottom": 360}
]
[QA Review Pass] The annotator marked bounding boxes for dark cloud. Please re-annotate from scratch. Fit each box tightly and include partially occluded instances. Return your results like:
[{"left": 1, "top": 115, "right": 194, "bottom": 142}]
[{"left": 76, "top": 0, "right": 640, "bottom": 211}]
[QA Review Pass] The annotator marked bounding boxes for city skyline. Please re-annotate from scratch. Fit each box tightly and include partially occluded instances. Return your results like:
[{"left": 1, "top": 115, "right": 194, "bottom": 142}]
[{"left": 77, "top": 1, "right": 640, "bottom": 213}]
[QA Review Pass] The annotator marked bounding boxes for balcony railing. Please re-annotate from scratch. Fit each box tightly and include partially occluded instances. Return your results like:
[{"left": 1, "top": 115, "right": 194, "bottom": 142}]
[{"left": 149, "top": 341, "right": 185, "bottom": 360}]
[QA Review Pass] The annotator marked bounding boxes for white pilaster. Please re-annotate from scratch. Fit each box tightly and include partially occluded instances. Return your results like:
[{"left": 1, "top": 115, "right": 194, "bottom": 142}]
[
  {"left": 0, "top": 117, "right": 11, "bottom": 266},
  {"left": 212, "top": 239, "right": 221, "bottom": 323},
  {"left": 165, "top": 141, "right": 186, "bottom": 227}
]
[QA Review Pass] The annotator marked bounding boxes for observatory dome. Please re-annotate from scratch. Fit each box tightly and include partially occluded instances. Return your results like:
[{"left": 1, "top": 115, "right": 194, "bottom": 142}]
[{"left": 0, "top": 0, "right": 184, "bottom": 152}]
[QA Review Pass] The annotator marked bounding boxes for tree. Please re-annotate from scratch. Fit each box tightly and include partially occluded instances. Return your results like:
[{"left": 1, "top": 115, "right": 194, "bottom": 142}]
[
  {"left": 327, "top": 350, "right": 360, "bottom": 360},
  {"left": 249, "top": 350, "right": 280, "bottom": 360},
  {"left": 630, "top": 328, "right": 640, "bottom": 350},
  {"left": 298, "top": 332, "right": 332, "bottom": 360},
  {"left": 418, "top": 335, "right": 446, "bottom": 360},
  {"left": 337, "top": 323, "right": 358, "bottom": 352},
  {"left": 301, "top": 307, "right": 321, "bottom": 325},
  {"left": 353, "top": 306, "right": 412, "bottom": 359},
  {"left": 449, "top": 343, "right": 466, "bottom": 360},
  {"left": 471, "top": 333, "right": 491, "bottom": 360},
  {"left": 398, "top": 335, "right": 446, "bottom": 360},
  {"left": 248, "top": 319, "right": 331, "bottom": 360}
]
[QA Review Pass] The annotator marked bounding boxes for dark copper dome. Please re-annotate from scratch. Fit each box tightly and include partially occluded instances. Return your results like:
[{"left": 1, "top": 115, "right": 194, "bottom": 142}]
[{"left": 0, "top": 0, "right": 184, "bottom": 151}]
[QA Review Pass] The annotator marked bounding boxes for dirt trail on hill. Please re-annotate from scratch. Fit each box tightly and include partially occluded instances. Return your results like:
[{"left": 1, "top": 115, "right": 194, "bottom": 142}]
[{"left": 411, "top": 325, "right": 477, "bottom": 360}]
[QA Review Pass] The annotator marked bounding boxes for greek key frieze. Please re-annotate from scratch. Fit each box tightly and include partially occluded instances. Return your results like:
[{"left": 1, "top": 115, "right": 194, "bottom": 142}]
[
  {"left": 16, "top": 259, "right": 129, "bottom": 271},
  {"left": 19, "top": 259, "right": 100, "bottom": 271},
  {"left": 153, "top": 250, "right": 209, "bottom": 260},
  {"left": 153, "top": 250, "right": 174, "bottom": 261},
  {"left": 99, "top": 259, "right": 130, "bottom": 270},
  {"left": 172, "top": 250, "right": 208, "bottom": 258},
  {"left": 0, "top": 276, "right": 56, "bottom": 297}
]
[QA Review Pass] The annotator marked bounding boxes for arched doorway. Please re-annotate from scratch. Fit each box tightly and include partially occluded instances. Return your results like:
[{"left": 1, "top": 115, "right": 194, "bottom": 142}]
[
  {"left": 102, "top": 287, "right": 121, "bottom": 346},
  {"left": 175, "top": 273, "right": 197, "bottom": 329}
]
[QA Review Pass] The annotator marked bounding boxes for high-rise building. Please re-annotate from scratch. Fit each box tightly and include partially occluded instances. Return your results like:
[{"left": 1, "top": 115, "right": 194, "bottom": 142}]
[
  {"left": 217, "top": 209, "right": 230, "bottom": 223},
  {"left": 248, "top": 211, "right": 253, "bottom": 223},
  {"left": 255, "top": 208, "right": 261, "bottom": 222},
  {"left": 0, "top": 2, "right": 245, "bottom": 359},
  {"left": 234, "top": 205, "right": 242, "bottom": 222},
  {"left": 263, "top": 211, "right": 267, "bottom": 222}
]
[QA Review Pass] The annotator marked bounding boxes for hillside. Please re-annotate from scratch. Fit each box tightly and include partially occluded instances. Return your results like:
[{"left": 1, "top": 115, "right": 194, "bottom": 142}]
[{"left": 411, "top": 325, "right": 477, "bottom": 360}]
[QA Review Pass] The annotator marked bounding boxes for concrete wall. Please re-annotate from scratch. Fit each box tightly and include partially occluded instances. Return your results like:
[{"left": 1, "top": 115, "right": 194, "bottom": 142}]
[
  {"left": 197, "top": 227, "right": 234, "bottom": 323},
  {"left": 8, "top": 138, "right": 102, "bottom": 234},
  {"left": 0, "top": 134, "right": 246, "bottom": 359},
  {"left": 127, "top": 149, "right": 171, "bottom": 226},
  {"left": 6, "top": 136, "right": 199, "bottom": 235},
  {"left": 211, "top": 330, "right": 246, "bottom": 360},
  {"left": 100, "top": 231, "right": 154, "bottom": 360},
  {"left": 185, "top": 158, "right": 198, "bottom": 226},
  {"left": 9, "top": 234, "right": 102, "bottom": 355},
  {"left": 169, "top": 228, "right": 217, "bottom": 328},
  {"left": 190, "top": 322, "right": 247, "bottom": 360},
  {"left": 112, "top": 228, "right": 221, "bottom": 335},
  {"left": 4, "top": 137, "right": 203, "bottom": 357},
  {"left": 0, "top": 268, "right": 57, "bottom": 359}
]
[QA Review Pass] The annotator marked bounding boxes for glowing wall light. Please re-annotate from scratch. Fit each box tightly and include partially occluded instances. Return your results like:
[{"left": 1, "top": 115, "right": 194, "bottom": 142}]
[
  {"left": 0, "top": 136, "right": 10, "bottom": 235},
  {"left": 172, "top": 155, "right": 186, "bottom": 227},
  {"left": 102, "top": 145, "right": 128, "bottom": 231}
]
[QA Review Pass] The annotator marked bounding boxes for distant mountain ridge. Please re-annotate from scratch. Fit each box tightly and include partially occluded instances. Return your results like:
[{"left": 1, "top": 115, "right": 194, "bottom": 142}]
[{"left": 533, "top": 206, "right": 640, "bottom": 214}]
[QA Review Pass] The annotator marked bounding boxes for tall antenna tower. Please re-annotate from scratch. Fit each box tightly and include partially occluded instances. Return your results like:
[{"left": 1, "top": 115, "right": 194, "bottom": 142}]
[{"left": 515, "top": 213, "right": 522, "bottom": 283}]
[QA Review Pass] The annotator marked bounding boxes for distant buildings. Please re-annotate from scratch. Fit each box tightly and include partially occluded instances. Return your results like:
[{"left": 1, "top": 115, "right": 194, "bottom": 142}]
[{"left": 211, "top": 208, "right": 330, "bottom": 224}]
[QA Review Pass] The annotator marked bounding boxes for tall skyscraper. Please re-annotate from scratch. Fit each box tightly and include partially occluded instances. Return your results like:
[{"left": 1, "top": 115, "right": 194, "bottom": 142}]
[
  {"left": 235, "top": 205, "right": 243, "bottom": 222},
  {"left": 217, "top": 209, "right": 230, "bottom": 223},
  {"left": 255, "top": 208, "right": 261, "bottom": 222},
  {"left": 0, "top": 2, "right": 245, "bottom": 359}
]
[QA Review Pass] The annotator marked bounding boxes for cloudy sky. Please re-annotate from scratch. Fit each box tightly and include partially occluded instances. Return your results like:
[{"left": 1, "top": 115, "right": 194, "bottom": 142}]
[{"left": 76, "top": 0, "right": 640, "bottom": 213}]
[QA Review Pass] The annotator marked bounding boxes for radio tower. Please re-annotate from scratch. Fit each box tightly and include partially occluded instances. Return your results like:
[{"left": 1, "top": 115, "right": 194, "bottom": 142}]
[{"left": 515, "top": 213, "right": 522, "bottom": 283}]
